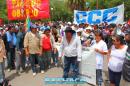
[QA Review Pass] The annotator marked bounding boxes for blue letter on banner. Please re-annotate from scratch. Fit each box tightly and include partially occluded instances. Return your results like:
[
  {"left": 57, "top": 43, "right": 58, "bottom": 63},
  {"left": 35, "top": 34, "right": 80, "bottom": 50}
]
[
  {"left": 88, "top": 10, "right": 101, "bottom": 24},
  {"left": 103, "top": 7, "right": 118, "bottom": 22},
  {"left": 76, "top": 12, "right": 87, "bottom": 24}
]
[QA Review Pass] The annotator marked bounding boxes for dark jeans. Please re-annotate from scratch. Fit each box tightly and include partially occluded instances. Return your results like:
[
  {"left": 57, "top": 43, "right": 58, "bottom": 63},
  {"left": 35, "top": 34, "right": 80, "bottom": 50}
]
[
  {"left": 108, "top": 68, "right": 122, "bottom": 86},
  {"left": 7, "top": 48, "right": 15, "bottom": 70},
  {"left": 29, "top": 54, "right": 44, "bottom": 73},
  {"left": 0, "top": 62, "right": 5, "bottom": 83},
  {"left": 96, "top": 69, "right": 103, "bottom": 86},
  {"left": 52, "top": 51, "right": 58, "bottom": 64},
  {"left": 15, "top": 49, "right": 25, "bottom": 72},
  {"left": 43, "top": 51, "right": 52, "bottom": 69},
  {"left": 63, "top": 56, "right": 79, "bottom": 80}
]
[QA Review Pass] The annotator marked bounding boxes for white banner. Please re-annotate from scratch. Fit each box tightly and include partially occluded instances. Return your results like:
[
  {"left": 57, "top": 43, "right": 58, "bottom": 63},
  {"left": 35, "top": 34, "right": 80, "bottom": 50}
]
[
  {"left": 79, "top": 47, "right": 96, "bottom": 86},
  {"left": 74, "top": 4, "right": 124, "bottom": 25}
]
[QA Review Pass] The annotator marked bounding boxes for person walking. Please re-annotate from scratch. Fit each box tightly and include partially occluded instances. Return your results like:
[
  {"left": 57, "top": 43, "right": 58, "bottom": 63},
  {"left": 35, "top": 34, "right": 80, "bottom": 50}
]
[
  {"left": 51, "top": 26, "right": 59, "bottom": 66},
  {"left": 15, "top": 26, "right": 26, "bottom": 74},
  {"left": 24, "top": 24, "right": 44, "bottom": 76},
  {"left": 40, "top": 27, "right": 56, "bottom": 69},
  {"left": 59, "top": 27, "right": 82, "bottom": 80},
  {"left": 108, "top": 35, "right": 127, "bottom": 86},
  {"left": 6, "top": 26, "right": 17, "bottom": 71}
]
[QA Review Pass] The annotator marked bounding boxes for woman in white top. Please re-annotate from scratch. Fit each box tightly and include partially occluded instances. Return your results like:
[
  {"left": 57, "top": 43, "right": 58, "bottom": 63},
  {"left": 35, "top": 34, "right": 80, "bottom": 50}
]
[
  {"left": 92, "top": 30, "right": 108, "bottom": 86},
  {"left": 108, "top": 35, "right": 128, "bottom": 86}
]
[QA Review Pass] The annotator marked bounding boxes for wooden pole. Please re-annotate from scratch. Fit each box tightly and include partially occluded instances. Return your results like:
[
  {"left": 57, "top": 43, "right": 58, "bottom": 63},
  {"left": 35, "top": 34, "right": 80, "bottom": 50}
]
[{"left": 96, "top": 0, "right": 98, "bottom": 9}]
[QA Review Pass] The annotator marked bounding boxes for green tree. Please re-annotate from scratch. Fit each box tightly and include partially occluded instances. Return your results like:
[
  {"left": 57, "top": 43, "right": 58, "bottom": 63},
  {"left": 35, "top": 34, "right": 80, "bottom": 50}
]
[
  {"left": 0, "top": 0, "right": 7, "bottom": 23},
  {"left": 50, "top": 0, "right": 73, "bottom": 21},
  {"left": 66, "top": 0, "right": 86, "bottom": 11}
]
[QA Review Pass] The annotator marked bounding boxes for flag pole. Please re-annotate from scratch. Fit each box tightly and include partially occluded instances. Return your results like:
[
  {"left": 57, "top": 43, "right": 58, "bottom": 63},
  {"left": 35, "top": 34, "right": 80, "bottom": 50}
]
[{"left": 96, "top": 0, "right": 98, "bottom": 9}]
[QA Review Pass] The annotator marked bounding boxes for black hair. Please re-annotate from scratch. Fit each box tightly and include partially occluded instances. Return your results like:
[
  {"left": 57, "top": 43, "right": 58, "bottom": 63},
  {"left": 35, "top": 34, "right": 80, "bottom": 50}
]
[
  {"left": 94, "top": 29, "right": 103, "bottom": 39},
  {"left": 8, "top": 26, "right": 13, "bottom": 30},
  {"left": 114, "top": 35, "right": 125, "bottom": 45},
  {"left": 109, "top": 23, "right": 116, "bottom": 28}
]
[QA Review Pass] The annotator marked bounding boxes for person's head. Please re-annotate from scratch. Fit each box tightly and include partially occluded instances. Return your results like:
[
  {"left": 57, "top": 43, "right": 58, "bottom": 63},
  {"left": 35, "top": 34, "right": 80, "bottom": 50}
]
[
  {"left": 109, "top": 23, "right": 116, "bottom": 31},
  {"left": 8, "top": 26, "right": 14, "bottom": 33},
  {"left": 93, "top": 24, "right": 98, "bottom": 30},
  {"left": 58, "top": 25, "right": 61, "bottom": 29},
  {"left": 44, "top": 28, "right": 50, "bottom": 36},
  {"left": 112, "top": 35, "right": 125, "bottom": 48},
  {"left": 79, "top": 23, "right": 84, "bottom": 28},
  {"left": 52, "top": 27, "right": 58, "bottom": 36},
  {"left": 30, "top": 24, "right": 37, "bottom": 33},
  {"left": 76, "top": 28, "right": 82, "bottom": 36},
  {"left": 65, "top": 27, "right": 75, "bottom": 38},
  {"left": 85, "top": 26, "right": 92, "bottom": 33},
  {"left": 124, "top": 29, "right": 130, "bottom": 44},
  {"left": 94, "top": 29, "right": 103, "bottom": 42}
]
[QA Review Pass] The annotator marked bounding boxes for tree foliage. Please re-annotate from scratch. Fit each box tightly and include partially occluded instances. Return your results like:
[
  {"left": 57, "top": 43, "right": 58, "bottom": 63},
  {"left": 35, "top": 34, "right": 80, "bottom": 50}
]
[
  {"left": 50, "top": 0, "right": 72, "bottom": 22},
  {"left": 66, "top": 0, "right": 86, "bottom": 11},
  {"left": 0, "top": 0, "right": 7, "bottom": 23}
]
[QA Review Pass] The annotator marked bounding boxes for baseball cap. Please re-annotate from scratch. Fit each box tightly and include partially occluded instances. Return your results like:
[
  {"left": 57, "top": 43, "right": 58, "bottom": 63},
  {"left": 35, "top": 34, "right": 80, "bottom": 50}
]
[
  {"left": 76, "top": 28, "right": 83, "bottom": 33},
  {"left": 85, "top": 26, "right": 93, "bottom": 30},
  {"left": 30, "top": 24, "right": 37, "bottom": 29}
]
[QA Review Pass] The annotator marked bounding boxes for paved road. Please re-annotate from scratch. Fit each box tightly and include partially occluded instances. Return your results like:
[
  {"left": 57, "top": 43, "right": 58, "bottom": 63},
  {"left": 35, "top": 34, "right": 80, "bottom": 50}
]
[{"left": 5, "top": 57, "right": 109, "bottom": 86}]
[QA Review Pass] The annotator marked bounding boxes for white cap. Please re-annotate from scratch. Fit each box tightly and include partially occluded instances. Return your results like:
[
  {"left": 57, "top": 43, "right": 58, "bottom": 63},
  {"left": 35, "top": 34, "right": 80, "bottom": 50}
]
[
  {"left": 67, "top": 22, "right": 71, "bottom": 25},
  {"left": 76, "top": 28, "right": 83, "bottom": 32},
  {"left": 85, "top": 26, "right": 93, "bottom": 30}
]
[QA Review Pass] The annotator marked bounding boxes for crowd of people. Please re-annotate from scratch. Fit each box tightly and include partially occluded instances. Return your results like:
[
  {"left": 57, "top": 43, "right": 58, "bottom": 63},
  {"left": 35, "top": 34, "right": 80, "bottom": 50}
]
[{"left": 0, "top": 21, "right": 130, "bottom": 86}]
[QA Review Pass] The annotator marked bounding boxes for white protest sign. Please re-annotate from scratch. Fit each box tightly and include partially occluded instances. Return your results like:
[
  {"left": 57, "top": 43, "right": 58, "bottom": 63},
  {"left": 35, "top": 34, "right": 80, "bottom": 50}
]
[{"left": 79, "top": 47, "right": 96, "bottom": 86}]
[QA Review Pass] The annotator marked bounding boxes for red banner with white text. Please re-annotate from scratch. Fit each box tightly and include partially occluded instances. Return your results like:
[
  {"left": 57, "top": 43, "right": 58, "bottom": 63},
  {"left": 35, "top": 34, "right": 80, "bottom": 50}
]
[{"left": 7, "top": 0, "right": 50, "bottom": 20}]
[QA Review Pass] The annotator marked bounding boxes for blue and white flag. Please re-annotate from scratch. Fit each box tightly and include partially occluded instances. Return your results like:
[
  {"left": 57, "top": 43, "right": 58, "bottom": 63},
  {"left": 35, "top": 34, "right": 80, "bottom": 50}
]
[{"left": 74, "top": 4, "right": 124, "bottom": 25}]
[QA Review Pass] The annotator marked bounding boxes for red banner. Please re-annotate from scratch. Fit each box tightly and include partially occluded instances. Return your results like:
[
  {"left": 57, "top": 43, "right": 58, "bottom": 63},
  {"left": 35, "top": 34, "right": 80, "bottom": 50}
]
[
  {"left": 0, "top": 18, "right": 3, "bottom": 25},
  {"left": 7, "top": 0, "right": 50, "bottom": 20}
]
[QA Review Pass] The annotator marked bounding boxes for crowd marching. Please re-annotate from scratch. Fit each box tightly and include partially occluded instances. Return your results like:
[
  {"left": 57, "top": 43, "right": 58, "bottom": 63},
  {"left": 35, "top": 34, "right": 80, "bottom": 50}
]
[{"left": 0, "top": 21, "right": 130, "bottom": 86}]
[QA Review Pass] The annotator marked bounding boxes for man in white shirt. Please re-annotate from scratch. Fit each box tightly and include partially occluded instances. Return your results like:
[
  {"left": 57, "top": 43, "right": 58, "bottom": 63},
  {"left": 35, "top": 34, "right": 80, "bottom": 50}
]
[{"left": 59, "top": 27, "right": 82, "bottom": 80}]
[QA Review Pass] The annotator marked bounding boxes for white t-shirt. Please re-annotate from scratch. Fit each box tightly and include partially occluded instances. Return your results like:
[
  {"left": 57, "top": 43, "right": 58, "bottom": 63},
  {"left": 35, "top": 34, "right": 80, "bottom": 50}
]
[
  {"left": 92, "top": 40, "right": 108, "bottom": 69},
  {"left": 108, "top": 45, "right": 128, "bottom": 72}
]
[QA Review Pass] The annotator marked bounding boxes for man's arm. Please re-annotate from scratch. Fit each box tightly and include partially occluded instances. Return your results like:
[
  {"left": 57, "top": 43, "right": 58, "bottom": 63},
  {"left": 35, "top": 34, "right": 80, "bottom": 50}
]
[
  {"left": 24, "top": 32, "right": 29, "bottom": 57},
  {"left": 77, "top": 37, "right": 82, "bottom": 61},
  {"left": 40, "top": 35, "right": 43, "bottom": 56},
  {"left": 58, "top": 38, "right": 64, "bottom": 59},
  {"left": 95, "top": 42, "right": 108, "bottom": 55}
]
